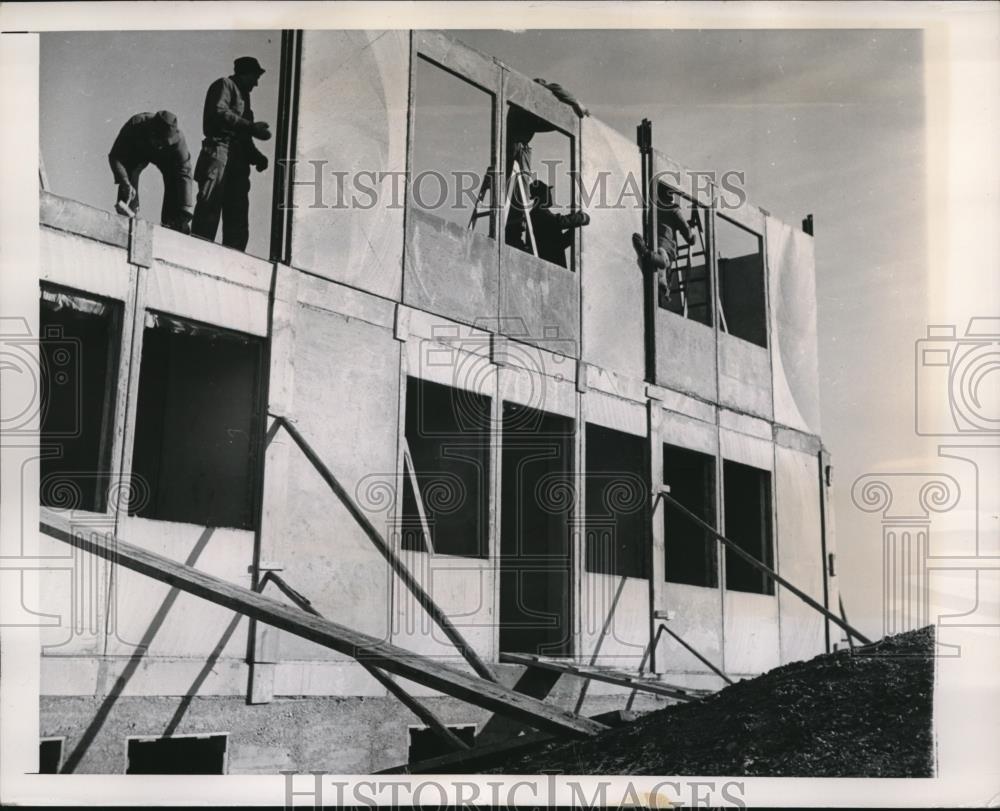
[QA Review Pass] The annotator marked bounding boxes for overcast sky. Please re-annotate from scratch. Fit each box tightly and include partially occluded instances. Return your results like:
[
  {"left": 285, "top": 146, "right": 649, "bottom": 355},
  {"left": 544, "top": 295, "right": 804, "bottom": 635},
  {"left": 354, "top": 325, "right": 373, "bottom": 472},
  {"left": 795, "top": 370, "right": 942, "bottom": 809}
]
[{"left": 40, "top": 28, "right": 930, "bottom": 638}]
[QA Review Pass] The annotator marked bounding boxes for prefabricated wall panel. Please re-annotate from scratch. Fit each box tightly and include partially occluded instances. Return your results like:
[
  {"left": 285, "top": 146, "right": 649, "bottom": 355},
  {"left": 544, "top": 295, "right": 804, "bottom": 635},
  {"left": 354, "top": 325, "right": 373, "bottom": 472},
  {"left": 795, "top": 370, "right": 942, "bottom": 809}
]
[{"left": 291, "top": 30, "right": 409, "bottom": 299}]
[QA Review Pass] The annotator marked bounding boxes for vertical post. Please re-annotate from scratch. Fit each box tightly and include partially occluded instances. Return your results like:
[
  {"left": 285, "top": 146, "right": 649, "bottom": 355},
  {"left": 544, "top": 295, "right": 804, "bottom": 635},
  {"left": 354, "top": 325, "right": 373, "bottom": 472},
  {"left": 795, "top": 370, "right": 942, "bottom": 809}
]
[{"left": 636, "top": 119, "right": 656, "bottom": 384}]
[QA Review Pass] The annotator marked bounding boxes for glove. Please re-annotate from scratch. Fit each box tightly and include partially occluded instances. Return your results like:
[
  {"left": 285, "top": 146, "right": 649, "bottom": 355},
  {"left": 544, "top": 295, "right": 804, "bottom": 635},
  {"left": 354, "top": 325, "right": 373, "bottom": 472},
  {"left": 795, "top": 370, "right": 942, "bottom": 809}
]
[
  {"left": 254, "top": 154, "right": 269, "bottom": 172},
  {"left": 251, "top": 121, "right": 272, "bottom": 141}
]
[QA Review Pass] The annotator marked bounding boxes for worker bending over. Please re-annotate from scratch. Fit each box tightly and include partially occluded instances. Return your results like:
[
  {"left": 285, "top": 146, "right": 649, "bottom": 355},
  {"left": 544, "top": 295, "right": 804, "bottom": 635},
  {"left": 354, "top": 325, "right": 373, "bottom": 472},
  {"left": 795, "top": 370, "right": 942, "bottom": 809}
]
[
  {"left": 108, "top": 110, "right": 194, "bottom": 233},
  {"left": 632, "top": 185, "right": 698, "bottom": 305}
]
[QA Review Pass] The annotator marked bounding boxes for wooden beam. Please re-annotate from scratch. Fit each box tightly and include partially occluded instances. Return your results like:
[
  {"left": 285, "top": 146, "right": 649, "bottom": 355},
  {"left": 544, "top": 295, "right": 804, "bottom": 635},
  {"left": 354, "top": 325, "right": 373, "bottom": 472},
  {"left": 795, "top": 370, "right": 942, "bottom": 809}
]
[
  {"left": 500, "top": 652, "right": 702, "bottom": 702},
  {"left": 40, "top": 509, "right": 605, "bottom": 738}
]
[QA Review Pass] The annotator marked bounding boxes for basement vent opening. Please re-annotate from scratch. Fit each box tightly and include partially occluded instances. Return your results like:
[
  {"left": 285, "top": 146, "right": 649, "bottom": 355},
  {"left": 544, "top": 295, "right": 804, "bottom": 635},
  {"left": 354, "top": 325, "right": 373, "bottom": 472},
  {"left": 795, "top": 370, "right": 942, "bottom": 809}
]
[
  {"left": 585, "top": 424, "right": 649, "bottom": 579},
  {"left": 38, "top": 738, "right": 63, "bottom": 774},
  {"left": 39, "top": 284, "right": 122, "bottom": 513},
  {"left": 663, "top": 443, "right": 718, "bottom": 588},
  {"left": 125, "top": 734, "right": 227, "bottom": 774},
  {"left": 723, "top": 460, "right": 775, "bottom": 595},
  {"left": 408, "top": 724, "right": 476, "bottom": 764},
  {"left": 129, "top": 313, "right": 264, "bottom": 529},
  {"left": 401, "top": 377, "right": 491, "bottom": 558}
]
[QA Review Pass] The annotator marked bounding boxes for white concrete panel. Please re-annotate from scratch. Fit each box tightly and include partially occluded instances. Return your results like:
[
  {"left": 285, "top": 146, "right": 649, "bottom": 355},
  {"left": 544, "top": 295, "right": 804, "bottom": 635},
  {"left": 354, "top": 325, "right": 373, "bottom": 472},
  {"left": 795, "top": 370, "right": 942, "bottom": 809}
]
[
  {"left": 41, "top": 229, "right": 132, "bottom": 301},
  {"left": 146, "top": 262, "right": 269, "bottom": 336},
  {"left": 273, "top": 661, "right": 386, "bottom": 698},
  {"left": 584, "top": 364, "right": 647, "bottom": 405},
  {"left": 718, "top": 332, "right": 772, "bottom": 420},
  {"left": 296, "top": 273, "right": 396, "bottom": 330},
  {"left": 720, "top": 427, "right": 773, "bottom": 472},
  {"left": 652, "top": 385, "right": 717, "bottom": 426},
  {"left": 152, "top": 225, "right": 272, "bottom": 292},
  {"left": 719, "top": 408, "right": 771, "bottom": 441},
  {"left": 767, "top": 217, "right": 821, "bottom": 435},
  {"left": 105, "top": 516, "right": 253, "bottom": 659},
  {"left": 659, "top": 582, "right": 724, "bottom": 676},
  {"left": 579, "top": 572, "right": 650, "bottom": 667},
  {"left": 775, "top": 445, "right": 826, "bottom": 664},
  {"left": 275, "top": 309, "right": 399, "bottom": 660},
  {"left": 292, "top": 30, "right": 408, "bottom": 300},
  {"left": 392, "top": 552, "right": 495, "bottom": 663},
  {"left": 404, "top": 337, "right": 495, "bottom": 398},
  {"left": 723, "top": 590, "right": 780, "bottom": 675},
  {"left": 660, "top": 410, "right": 718, "bottom": 459},
  {"left": 580, "top": 119, "right": 645, "bottom": 381},
  {"left": 499, "top": 363, "right": 576, "bottom": 418},
  {"left": 583, "top": 389, "right": 646, "bottom": 436}
]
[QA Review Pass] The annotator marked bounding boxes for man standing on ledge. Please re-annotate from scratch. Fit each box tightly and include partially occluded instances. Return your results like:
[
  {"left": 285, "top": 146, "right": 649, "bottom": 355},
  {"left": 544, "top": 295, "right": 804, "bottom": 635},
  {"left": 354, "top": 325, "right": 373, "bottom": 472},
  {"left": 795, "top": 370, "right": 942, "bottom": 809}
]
[{"left": 192, "top": 56, "right": 272, "bottom": 251}]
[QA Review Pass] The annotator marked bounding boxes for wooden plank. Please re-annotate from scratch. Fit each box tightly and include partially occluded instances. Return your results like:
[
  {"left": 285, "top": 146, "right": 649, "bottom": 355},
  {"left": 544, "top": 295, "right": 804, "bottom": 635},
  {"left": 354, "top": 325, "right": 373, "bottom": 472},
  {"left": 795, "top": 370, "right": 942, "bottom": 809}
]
[
  {"left": 500, "top": 652, "right": 701, "bottom": 702},
  {"left": 40, "top": 509, "right": 605, "bottom": 738}
]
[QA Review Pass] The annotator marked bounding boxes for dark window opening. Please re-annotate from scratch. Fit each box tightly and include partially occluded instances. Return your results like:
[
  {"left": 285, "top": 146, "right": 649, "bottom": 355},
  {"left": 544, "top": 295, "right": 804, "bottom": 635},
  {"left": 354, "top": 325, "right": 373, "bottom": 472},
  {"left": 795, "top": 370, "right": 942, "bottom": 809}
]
[
  {"left": 401, "top": 377, "right": 491, "bottom": 558},
  {"left": 39, "top": 739, "right": 62, "bottom": 774},
  {"left": 411, "top": 56, "right": 495, "bottom": 235},
  {"left": 723, "top": 460, "right": 774, "bottom": 595},
  {"left": 585, "top": 424, "right": 649, "bottom": 578},
  {"left": 505, "top": 103, "right": 578, "bottom": 270},
  {"left": 500, "top": 403, "right": 574, "bottom": 656},
  {"left": 717, "top": 215, "right": 767, "bottom": 347},
  {"left": 408, "top": 724, "right": 476, "bottom": 763},
  {"left": 126, "top": 734, "right": 226, "bottom": 774},
  {"left": 39, "top": 285, "right": 123, "bottom": 513},
  {"left": 653, "top": 183, "right": 712, "bottom": 325},
  {"left": 663, "top": 444, "right": 717, "bottom": 588},
  {"left": 129, "top": 313, "right": 263, "bottom": 529}
]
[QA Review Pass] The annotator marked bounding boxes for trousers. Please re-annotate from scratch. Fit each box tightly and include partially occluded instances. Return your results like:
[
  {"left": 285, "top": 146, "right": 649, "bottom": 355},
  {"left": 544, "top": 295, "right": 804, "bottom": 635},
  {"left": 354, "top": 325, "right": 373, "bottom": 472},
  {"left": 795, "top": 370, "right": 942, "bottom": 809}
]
[
  {"left": 117, "top": 162, "right": 193, "bottom": 231},
  {"left": 192, "top": 144, "right": 251, "bottom": 251}
]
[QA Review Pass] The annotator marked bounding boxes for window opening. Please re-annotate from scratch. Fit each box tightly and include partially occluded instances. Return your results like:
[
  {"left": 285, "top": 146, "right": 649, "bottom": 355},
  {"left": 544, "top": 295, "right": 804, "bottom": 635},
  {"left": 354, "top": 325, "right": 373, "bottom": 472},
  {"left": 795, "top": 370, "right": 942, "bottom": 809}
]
[
  {"left": 412, "top": 56, "right": 495, "bottom": 235},
  {"left": 401, "top": 377, "right": 491, "bottom": 558},
  {"left": 499, "top": 403, "right": 575, "bottom": 655},
  {"left": 126, "top": 734, "right": 227, "bottom": 774},
  {"left": 129, "top": 313, "right": 264, "bottom": 529},
  {"left": 663, "top": 444, "right": 717, "bottom": 588},
  {"left": 584, "top": 424, "right": 649, "bottom": 578},
  {"left": 39, "top": 285, "right": 123, "bottom": 513},
  {"left": 723, "top": 460, "right": 774, "bottom": 595},
  {"left": 717, "top": 215, "right": 767, "bottom": 347},
  {"left": 504, "top": 103, "right": 583, "bottom": 269}
]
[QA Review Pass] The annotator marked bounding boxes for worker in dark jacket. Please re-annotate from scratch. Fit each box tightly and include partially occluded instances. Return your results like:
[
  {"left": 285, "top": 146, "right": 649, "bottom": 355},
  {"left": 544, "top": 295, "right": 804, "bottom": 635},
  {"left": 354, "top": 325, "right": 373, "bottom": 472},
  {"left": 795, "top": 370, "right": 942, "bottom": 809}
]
[
  {"left": 529, "top": 180, "right": 590, "bottom": 268},
  {"left": 192, "top": 56, "right": 271, "bottom": 251},
  {"left": 108, "top": 110, "right": 194, "bottom": 233}
]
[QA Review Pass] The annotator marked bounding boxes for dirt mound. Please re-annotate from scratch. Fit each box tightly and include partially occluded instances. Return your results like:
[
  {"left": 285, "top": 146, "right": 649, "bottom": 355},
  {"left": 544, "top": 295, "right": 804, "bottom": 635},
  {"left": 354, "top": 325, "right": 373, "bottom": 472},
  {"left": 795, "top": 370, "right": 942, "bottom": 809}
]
[{"left": 482, "top": 627, "right": 935, "bottom": 777}]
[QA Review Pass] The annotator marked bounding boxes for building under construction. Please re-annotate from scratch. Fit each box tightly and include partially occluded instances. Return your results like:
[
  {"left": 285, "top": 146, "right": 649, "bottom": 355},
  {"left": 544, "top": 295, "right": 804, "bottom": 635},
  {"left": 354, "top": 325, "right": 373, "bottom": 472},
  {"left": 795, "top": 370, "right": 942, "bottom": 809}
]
[{"left": 36, "top": 30, "right": 840, "bottom": 774}]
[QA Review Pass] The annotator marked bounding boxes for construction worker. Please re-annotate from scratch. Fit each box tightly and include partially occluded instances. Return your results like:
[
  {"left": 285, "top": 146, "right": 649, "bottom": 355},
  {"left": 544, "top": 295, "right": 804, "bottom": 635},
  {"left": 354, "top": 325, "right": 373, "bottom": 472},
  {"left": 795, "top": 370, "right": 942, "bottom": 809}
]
[
  {"left": 505, "top": 78, "right": 589, "bottom": 252},
  {"left": 108, "top": 110, "right": 194, "bottom": 233},
  {"left": 528, "top": 180, "right": 590, "bottom": 268},
  {"left": 632, "top": 185, "right": 697, "bottom": 305},
  {"left": 192, "top": 56, "right": 271, "bottom": 251}
]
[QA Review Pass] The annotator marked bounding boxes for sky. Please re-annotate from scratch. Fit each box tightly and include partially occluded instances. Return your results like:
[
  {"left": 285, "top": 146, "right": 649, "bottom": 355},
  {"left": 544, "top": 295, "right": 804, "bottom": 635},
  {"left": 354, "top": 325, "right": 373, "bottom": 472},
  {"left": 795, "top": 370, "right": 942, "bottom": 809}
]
[{"left": 40, "top": 28, "right": 931, "bottom": 639}]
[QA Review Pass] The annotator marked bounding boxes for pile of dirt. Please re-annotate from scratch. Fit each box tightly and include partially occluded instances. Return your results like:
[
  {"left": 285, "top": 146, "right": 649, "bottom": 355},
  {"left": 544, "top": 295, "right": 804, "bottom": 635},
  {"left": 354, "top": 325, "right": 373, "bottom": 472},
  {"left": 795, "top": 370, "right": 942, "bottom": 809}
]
[{"left": 482, "top": 627, "right": 935, "bottom": 777}]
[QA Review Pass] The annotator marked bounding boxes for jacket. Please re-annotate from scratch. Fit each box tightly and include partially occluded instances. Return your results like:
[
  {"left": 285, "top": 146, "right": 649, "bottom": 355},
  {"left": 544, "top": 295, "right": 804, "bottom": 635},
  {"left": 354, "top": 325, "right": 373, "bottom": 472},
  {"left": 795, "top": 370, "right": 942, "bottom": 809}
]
[
  {"left": 200, "top": 75, "right": 265, "bottom": 166},
  {"left": 108, "top": 113, "right": 192, "bottom": 186}
]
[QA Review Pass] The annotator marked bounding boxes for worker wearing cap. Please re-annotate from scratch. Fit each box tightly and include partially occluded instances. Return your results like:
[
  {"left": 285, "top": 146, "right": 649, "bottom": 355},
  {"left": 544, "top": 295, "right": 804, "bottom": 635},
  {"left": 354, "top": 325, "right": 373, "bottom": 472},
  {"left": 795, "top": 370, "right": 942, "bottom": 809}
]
[
  {"left": 528, "top": 180, "right": 590, "bottom": 268},
  {"left": 108, "top": 110, "right": 195, "bottom": 233},
  {"left": 192, "top": 56, "right": 272, "bottom": 251},
  {"left": 631, "top": 185, "right": 696, "bottom": 305}
]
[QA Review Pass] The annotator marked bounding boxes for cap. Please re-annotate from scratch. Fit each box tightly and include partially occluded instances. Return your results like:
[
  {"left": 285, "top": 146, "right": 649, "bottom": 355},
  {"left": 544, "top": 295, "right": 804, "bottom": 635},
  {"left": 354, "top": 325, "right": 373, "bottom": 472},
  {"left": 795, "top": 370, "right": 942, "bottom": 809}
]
[
  {"left": 151, "top": 110, "right": 181, "bottom": 145},
  {"left": 234, "top": 56, "right": 266, "bottom": 76}
]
